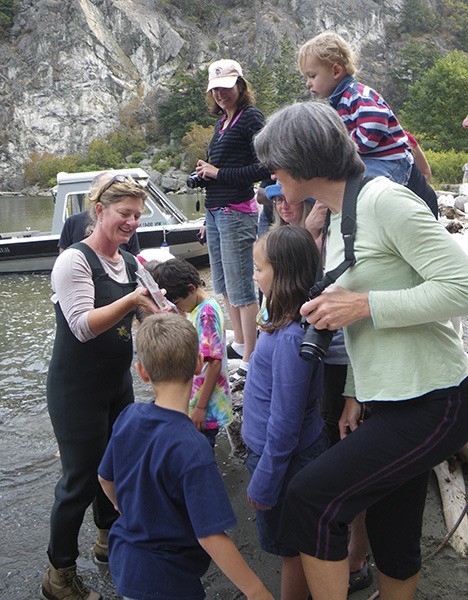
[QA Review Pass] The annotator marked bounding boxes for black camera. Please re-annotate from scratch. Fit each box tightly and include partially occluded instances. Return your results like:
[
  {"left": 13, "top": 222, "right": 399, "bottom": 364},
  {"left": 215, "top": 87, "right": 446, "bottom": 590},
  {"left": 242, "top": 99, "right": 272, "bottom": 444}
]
[
  {"left": 299, "top": 280, "right": 334, "bottom": 362},
  {"left": 186, "top": 172, "right": 206, "bottom": 189}
]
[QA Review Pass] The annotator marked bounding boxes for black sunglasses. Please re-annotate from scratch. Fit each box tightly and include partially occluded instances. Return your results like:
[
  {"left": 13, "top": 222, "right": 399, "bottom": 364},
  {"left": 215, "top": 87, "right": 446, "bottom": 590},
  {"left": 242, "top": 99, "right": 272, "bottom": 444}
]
[{"left": 96, "top": 175, "right": 128, "bottom": 202}]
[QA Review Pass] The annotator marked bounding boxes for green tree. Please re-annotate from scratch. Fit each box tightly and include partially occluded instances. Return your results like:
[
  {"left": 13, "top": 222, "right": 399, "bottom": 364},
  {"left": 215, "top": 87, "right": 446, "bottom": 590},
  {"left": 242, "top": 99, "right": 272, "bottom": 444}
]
[
  {"left": 0, "top": 0, "right": 15, "bottom": 30},
  {"left": 440, "top": 0, "right": 468, "bottom": 50},
  {"left": 275, "top": 37, "right": 306, "bottom": 107},
  {"left": 157, "top": 67, "right": 215, "bottom": 140},
  {"left": 250, "top": 37, "right": 306, "bottom": 116},
  {"left": 400, "top": 50, "right": 468, "bottom": 152},
  {"left": 388, "top": 40, "right": 441, "bottom": 112},
  {"left": 399, "top": 0, "right": 438, "bottom": 35},
  {"left": 249, "top": 59, "right": 278, "bottom": 116}
]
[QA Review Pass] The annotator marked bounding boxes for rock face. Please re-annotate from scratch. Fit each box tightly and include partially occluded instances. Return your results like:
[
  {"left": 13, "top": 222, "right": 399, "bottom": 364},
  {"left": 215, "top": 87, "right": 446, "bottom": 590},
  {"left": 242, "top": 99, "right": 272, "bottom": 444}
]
[{"left": 0, "top": 0, "right": 404, "bottom": 190}]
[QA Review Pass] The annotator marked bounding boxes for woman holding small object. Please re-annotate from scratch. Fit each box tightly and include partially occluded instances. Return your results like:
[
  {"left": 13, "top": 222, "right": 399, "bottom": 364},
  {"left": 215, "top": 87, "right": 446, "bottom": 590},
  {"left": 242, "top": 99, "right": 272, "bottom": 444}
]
[
  {"left": 42, "top": 173, "right": 158, "bottom": 600},
  {"left": 195, "top": 59, "right": 270, "bottom": 387}
]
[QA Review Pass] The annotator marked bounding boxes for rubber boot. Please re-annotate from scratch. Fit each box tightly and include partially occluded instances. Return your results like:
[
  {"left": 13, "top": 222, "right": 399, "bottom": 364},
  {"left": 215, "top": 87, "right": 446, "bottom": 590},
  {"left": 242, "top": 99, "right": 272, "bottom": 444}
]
[
  {"left": 93, "top": 528, "right": 109, "bottom": 565},
  {"left": 41, "top": 563, "right": 102, "bottom": 600}
]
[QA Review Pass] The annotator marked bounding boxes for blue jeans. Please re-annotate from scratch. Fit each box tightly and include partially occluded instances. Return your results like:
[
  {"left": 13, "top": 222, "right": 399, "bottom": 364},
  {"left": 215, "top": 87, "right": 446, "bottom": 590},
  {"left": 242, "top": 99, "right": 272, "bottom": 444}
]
[
  {"left": 205, "top": 207, "right": 258, "bottom": 307},
  {"left": 362, "top": 156, "right": 412, "bottom": 185},
  {"left": 246, "top": 430, "right": 329, "bottom": 556}
]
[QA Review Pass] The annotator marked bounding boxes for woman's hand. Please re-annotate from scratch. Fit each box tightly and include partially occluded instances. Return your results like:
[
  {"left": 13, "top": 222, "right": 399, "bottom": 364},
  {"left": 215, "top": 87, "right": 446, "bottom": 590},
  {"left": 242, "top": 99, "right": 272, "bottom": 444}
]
[
  {"left": 247, "top": 494, "right": 271, "bottom": 511},
  {"left": 339, "top": 396, "right": 364, "bottom": 439},
  {"left": 197, "top": 224, "right": 207, "bottom": 245},
  {"left": 196, "top": 159, "right": 219, "bottom": 180},
  {"left": 300, "top": 285, "right": 370, "bottom": 330},
  {"left": 132, "top": 287, "right": 163, "bottom": 314}
]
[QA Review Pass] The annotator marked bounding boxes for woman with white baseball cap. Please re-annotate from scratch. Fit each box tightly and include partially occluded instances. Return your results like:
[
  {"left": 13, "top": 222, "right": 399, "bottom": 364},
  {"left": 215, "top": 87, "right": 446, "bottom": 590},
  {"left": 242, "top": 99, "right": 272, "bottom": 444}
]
[{"left": 195, "top": 59, "right": 270, "bottom": 388}]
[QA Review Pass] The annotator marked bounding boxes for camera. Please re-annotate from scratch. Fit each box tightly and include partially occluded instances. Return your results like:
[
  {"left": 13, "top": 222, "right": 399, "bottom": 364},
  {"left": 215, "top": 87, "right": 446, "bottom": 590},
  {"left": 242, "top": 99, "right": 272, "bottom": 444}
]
[
  {"left": 299, "top": 281, "right": 334, "bottom": 362},
  {"left": 186, "top": 172, "right": 206, "bottom": 189}
]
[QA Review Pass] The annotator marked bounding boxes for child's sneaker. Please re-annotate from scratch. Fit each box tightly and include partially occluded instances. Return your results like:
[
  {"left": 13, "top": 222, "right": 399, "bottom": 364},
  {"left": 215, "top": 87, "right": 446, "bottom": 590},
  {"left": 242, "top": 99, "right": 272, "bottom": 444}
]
[
  {"left": 227, "top": 343, "right": 243, "bottom": 359},
  {"left": 348, "top": 560, "right": 373, "bottom": 595}
]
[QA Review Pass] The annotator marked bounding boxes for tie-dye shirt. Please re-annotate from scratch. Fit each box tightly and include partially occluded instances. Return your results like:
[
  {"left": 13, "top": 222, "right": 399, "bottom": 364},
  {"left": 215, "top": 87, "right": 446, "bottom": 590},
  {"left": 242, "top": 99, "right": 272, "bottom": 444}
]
[{"left": 189, "top": 298, "right": 232, "bottom": 429}]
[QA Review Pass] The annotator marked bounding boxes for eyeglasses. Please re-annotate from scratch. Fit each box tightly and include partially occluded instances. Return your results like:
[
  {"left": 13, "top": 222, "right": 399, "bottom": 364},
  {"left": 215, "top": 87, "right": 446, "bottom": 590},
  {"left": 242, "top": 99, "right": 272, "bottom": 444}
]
[
  {"left": 96, "top": 175, "right": 128, "bottom": 203},
  {"left": 271, "top": 196, "right": 287, "bottom": 205}
]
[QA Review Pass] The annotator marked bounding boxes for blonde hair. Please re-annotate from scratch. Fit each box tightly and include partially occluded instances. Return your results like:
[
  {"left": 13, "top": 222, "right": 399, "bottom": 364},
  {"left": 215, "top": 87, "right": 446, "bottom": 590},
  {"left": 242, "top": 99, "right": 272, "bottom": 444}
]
[
  {"left": 298, "top": 32, "right": 357, "bottom": 76},
  {"left": 87, "top": 172, "right": 147, "bottom": 228},
  {"left": 136, "top": 313, "right": 199, "bottom": 384},
  {"left": 273, "top": 200, "right": 313, "bottom": 229}
]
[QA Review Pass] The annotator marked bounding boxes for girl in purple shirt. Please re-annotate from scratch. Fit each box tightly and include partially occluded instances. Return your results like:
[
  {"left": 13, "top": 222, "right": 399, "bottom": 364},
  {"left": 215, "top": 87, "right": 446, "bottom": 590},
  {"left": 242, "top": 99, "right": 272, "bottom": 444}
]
[{"left": 242, "top": 226, "right": 328, "bottom": 600}]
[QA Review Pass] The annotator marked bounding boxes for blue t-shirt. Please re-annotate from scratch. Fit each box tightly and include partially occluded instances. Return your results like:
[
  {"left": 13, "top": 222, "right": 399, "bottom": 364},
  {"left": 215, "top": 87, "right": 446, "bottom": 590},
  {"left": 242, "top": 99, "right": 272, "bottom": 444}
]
[
  {"left": 98, "top": 402, "right": 236, "bottom": 600},
  {"left": 241, "top": 322, "right": 324, "bottom": 507}
]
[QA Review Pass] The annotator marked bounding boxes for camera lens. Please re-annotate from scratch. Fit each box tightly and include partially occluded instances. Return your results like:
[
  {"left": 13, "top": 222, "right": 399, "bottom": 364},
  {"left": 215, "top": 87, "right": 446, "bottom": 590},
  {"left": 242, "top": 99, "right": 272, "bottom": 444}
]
[
  {"left": 299, "top": 325, "right": 334, "bottom": 362},
  {"left": 186, "top": 175, "right": 198, "bottom": 189}
]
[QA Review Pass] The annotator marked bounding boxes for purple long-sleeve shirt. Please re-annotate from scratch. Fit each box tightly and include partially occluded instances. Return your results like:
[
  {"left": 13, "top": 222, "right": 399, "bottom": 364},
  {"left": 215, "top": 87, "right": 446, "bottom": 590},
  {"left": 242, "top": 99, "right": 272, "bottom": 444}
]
[{"left": 242, "top": 322, "right": 324, "bottom": 507}]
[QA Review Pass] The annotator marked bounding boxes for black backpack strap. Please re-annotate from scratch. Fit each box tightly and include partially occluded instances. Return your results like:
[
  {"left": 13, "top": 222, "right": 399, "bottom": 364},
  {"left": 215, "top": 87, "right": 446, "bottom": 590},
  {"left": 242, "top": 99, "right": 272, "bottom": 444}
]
[{"left": 313, "top": 174, "right": 373, "bottom": 294}]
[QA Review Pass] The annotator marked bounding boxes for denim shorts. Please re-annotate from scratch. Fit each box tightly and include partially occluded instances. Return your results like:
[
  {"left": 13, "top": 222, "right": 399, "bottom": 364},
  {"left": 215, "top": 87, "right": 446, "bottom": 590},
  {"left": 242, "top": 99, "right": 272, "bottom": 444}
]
[
  {"left": 246, "top": 430, "right": 329, "bottom": 557},
  {"left": 362, "top": 156, "right": 412, "bottom": 185},
  {"left": 205, "top": 207, "right": 258, "bottom": 307}
]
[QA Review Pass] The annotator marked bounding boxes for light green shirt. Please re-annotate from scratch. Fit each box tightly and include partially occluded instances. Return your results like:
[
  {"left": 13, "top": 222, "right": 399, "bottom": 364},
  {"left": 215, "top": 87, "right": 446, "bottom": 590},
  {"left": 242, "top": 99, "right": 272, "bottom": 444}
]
[{"left": 326, "top": 177, "right": 468, "bottom": 402}]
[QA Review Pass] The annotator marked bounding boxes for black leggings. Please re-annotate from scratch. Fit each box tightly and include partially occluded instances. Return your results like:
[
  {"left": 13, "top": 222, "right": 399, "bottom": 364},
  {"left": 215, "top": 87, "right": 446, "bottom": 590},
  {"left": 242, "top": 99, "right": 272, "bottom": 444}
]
[{"left": 279, "top": 379, "right": 468, "bottom": 580}]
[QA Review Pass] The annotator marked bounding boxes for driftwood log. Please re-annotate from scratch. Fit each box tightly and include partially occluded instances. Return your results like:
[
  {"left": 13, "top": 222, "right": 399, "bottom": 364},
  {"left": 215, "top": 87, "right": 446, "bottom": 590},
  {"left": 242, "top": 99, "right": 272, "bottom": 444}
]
[
  {"left": 433, "top": 459, "right": 468, "bottom": 557},
  {"left": 458, "top": 443, "right": 468, "bottom": 464}
]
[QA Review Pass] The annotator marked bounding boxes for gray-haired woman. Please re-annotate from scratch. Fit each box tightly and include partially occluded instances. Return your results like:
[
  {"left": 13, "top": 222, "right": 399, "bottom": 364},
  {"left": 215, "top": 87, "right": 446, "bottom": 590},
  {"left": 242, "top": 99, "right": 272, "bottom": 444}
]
[{"left": 254, "top": 102, "right": 468, "bottom": 600}]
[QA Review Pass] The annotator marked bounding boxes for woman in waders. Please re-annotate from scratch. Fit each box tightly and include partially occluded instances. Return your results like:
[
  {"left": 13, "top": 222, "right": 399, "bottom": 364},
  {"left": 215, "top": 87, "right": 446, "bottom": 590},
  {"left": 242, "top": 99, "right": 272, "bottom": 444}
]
[{"left": 42, "top": 173, "right": 158, "bottom": 600}]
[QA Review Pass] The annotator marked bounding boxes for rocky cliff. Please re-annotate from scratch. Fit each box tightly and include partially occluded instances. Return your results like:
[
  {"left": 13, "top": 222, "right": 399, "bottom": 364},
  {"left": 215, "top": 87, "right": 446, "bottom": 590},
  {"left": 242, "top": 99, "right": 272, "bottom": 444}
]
[{"left": 0, "top": 0, "right": 406, "bottom": 190}]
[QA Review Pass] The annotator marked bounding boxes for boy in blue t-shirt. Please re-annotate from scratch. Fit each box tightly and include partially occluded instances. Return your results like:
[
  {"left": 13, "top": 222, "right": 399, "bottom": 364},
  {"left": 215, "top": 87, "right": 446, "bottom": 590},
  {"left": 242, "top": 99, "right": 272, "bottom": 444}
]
[{"left": 98, "top": 313, "right": 273, "bottom": 600}]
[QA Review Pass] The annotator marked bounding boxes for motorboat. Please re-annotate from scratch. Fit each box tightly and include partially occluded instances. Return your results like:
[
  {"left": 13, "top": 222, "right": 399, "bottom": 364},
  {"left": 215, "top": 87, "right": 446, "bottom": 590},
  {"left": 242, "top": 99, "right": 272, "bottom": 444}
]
[{"left": 0, "top": 168, "right": 208, "bottom": 273}]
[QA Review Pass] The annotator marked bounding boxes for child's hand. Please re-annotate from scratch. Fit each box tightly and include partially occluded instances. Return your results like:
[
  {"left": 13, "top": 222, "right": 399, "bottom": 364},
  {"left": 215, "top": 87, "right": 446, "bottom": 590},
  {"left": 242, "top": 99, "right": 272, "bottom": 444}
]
[
  {"left": 247, "top": 494, "right": 271, "bottom": 511},
  {"left": 191, "top": 406, "right": 206, "bottom": 431}
]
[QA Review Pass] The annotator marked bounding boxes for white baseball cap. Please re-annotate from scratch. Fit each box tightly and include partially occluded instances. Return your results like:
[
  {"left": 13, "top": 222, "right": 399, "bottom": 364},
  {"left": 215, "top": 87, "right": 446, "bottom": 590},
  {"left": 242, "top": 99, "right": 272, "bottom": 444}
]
[{"left": 207, "top": 59, "right": 243, "bottom": 92}]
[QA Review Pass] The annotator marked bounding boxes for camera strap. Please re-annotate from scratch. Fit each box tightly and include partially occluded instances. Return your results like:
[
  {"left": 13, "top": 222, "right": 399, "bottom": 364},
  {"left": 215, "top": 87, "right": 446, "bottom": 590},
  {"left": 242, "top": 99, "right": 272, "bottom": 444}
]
[{"left": 314, "top": 174, "right": 372, "bottom": 290}]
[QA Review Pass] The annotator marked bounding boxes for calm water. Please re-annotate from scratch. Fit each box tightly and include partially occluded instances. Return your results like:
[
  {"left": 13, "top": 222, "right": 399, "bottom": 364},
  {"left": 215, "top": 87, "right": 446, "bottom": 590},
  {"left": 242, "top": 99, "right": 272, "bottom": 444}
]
[{"left": 0, "top": 191, "right": 205, "bottom": 233}]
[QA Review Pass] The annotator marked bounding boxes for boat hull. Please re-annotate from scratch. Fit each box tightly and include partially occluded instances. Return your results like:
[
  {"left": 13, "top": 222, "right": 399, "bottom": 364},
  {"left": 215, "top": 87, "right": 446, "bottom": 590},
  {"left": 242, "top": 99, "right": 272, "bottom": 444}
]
[
  {"left": 0, "top": 225, "right": 208, "bottom": 274},
  {"left": 1, "top": 168, "right": 209, "bottom": 274}
]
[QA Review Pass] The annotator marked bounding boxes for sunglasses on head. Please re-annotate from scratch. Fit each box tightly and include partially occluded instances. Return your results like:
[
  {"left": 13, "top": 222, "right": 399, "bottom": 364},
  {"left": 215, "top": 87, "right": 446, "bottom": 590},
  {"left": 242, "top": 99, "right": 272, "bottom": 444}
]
[{"left": 96, "top": 174, "right": 129, "bottom": 202}]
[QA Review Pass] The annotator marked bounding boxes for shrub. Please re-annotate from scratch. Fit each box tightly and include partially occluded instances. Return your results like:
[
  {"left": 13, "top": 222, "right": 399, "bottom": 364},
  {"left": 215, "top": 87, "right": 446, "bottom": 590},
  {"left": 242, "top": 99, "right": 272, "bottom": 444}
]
[
  {"left": 152, "top": 158, "right": 171, "bottom": 172},
  {"left": 425, "top": 149, "right": 468, "bottom": 185},
  {"left": 24, "top": 152, "right": 83, "bottom": 187},
  {"left": 182, "top": 124, "right": 214, "bottom": 171},
  {"left": 107, "top": 127, "right": 147, "bottom": 158},
  {"left": 130, "top": 151, "right": 148, "bottom": 163},
  {"left": 86, "top": 139, "right": 122, "bottom": 168},
  {"left": 151, "top": 146, "right": 182, "bottom": 171}
]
